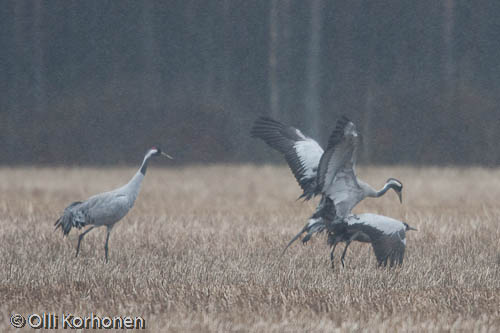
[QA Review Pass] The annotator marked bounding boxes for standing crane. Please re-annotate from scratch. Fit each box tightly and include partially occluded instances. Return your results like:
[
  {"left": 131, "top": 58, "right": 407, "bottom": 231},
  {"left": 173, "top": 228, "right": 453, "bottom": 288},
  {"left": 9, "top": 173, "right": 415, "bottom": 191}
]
[
  {"left": 328, "top": 213, "right": 417, "bottom": 268},
  {"left": 251, "top": 116, "right": 403, "bottom": 252},
  {"left": 54, "top": 147, "right": 172, "bottom": 262}
]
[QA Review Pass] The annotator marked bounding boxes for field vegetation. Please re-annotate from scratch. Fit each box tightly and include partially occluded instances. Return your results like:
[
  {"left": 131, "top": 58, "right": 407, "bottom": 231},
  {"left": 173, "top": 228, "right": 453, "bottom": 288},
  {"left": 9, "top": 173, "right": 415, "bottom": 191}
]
[{"left": 1, "top": 166, "right": 499, "bottom": 331}]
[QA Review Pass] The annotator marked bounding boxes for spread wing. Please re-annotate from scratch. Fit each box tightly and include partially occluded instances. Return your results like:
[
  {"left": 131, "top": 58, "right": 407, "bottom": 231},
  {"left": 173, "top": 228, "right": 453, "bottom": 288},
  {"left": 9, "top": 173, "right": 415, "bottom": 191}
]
[
  {"left": 371, "top": 230, "right": 406, "bottom": 267},
  {"left": 346, "top": 213, "right": 407, "bottom": 267},
  {"left": 251, "top": 116, "right": 324, "bottom": 199},
  {"left": 315, "top": 116, "right": 362, "bottom": 215}
]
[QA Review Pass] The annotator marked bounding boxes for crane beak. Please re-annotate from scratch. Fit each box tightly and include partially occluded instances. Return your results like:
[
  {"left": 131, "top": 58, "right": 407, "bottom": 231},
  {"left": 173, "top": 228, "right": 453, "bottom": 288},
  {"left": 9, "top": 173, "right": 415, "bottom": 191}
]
[
  {"left": 161, "top": 152, "right": 174, "bottom": 159},
  {"left": 408, "top": 226, "right": 418, "bottom": 231},
  {"left": 397, "top": 190, "right": 402, "bottom": 203}
]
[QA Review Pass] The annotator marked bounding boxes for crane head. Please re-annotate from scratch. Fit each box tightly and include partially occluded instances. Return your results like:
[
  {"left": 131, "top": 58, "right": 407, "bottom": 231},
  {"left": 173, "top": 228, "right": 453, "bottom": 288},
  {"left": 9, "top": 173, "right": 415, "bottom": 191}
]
[
  {"left": 150, "top": 146, "right": 173, "bottom": 159},
  {"left": 403, "top": 222, "right": 417, "bottom": 231},
  {"left": 386, "top": 178, "right": 403, "bottom": 203}
]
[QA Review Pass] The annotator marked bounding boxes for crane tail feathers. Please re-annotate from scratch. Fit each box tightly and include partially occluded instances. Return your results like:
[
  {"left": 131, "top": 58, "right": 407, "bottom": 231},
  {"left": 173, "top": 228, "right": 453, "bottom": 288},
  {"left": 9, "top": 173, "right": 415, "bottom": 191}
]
[
  {"left": 54, "top": 213, "right": 74, "bottom": 236},
  {"left": 297, "top": 190, "right": 316, "bottom": 201},
  {"left": 54, "top": 217, "right": 62, "bottom": 231},
  {"left": 54, "top": 201, "right": 86, "bottom": 236}
]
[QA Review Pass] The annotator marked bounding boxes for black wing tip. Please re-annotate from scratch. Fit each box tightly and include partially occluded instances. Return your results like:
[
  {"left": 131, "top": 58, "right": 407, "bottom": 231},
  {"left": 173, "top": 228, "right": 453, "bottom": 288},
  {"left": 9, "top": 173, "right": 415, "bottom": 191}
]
[
  {"left": 255, "top": 115, "right": 278, "bottom": 123},
  {"left": 297, "top": 188, "right": 316, "bottom": 201},
  {"left": 335, "top": 115, "right": 352, "bottom": 131},
  {"left": 251, "top": 116, "right": 284, "bottom": 129},
  {"left": 250, "top": 116, "right": 285, "bottom": 137},
  {"left": 253, "top": 116, "right": 283, "bottom": 127},
  {"left": 325, "top": 115, "right": 355, "bottom": 149},
  {"left": 339, "top": 115, "right": 351, "bottom": 123}
]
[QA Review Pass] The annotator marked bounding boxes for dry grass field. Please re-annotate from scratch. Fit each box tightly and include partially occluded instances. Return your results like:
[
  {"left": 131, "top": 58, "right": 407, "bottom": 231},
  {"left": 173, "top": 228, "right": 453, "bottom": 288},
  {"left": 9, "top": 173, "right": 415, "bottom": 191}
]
[{"left": 1, "top": 165, "right": 500, "bottom": 332}]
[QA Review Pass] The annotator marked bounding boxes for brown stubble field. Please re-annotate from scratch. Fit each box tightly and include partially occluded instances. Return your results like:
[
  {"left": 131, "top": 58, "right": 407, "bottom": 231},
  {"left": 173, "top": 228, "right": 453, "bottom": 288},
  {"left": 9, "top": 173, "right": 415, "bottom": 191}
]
[{"left": 1, "top": 165, "right": 500, "bottom": 332}]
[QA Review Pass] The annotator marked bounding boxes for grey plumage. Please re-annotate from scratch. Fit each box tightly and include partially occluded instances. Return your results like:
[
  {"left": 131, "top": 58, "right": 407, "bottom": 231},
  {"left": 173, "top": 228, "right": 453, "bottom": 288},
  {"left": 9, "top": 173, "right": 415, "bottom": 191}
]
[
  {"left": 251, "top": 117, "right": 323, "bottom": 200},
  {"left": 328, "top": 213, "right": 417, "bottom": 268},
  {"left": 54, "top": 147, "right": 172, "bottom": 262},
  {"left": 294, "top": 127, "right": 403, "bottom": 248},
  {"left": 315, "top": 116, "right": 402, "bottom": 219},
  {"left": 55, "top": 201, "right": 85, "bottom": 235},
  {"left": 280, "top": 195, "right": 344, "bottom": 256},
  {"left": 316, "top": 116, "right": 360, "bottom": 203},
  {"left": 252, "top": 116, "right": 404, "bottom": 253}
]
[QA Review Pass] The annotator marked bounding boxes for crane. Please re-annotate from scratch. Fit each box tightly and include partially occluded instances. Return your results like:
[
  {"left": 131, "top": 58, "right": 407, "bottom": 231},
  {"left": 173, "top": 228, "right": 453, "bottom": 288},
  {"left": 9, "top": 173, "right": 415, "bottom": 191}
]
[
  {"left": 251, "top": 116, "right": 403, "bottom": 251},
  {"left": 54, "top": 147, "right": 172, "bottom": 262},
  {"left": 328, "top": 213, "right": 417, "bottom": 268}
]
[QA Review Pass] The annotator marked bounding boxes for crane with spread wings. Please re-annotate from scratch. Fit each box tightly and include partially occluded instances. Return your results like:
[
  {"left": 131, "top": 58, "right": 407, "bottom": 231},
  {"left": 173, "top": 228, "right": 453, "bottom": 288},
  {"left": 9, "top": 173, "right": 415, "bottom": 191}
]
[{"left": 251, "top": 116, "right": 403, "bottom": 255}]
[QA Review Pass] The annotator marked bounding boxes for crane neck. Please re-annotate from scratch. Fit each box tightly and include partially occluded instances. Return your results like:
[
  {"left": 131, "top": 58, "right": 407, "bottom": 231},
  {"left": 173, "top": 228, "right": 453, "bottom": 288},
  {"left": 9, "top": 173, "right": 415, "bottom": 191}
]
[
  {"left": 125, "top": 170, "right": 145, "bottom": 199},
  {"left": 358, "top": 180, "right": 378, "bottom": 198},
  {"left": 140, "top": 158, "right": 150, "bottom": 175},
  {"left": 375, "top": 182, "right": 391, "bottom": 198},
  {"left": 120, "top": 150, "right": 155, "bottom": 201},
  {"left": 359, "top": 180, "right": 390, "bottom": 198},
  {"left": 139, "top": 150, "right": 156, "bottom": 175}
]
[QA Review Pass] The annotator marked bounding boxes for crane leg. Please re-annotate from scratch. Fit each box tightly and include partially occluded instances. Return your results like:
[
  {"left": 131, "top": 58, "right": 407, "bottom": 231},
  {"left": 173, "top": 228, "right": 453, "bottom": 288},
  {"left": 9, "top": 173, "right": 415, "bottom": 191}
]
[
  {"left": 104, "top": 226, "right": 113, "bottom": 263},
  {"left": 75, "top": 226, "right": 96, "bottom": 258},
  {"left": 340, "top": 242, "right": 350, "bottom": 268},
  {"left": 330, "top": 240, "right": 338, "bottom": 269},
  {"left": 341, "top": 232, "right": 361, "bottom": 268}
]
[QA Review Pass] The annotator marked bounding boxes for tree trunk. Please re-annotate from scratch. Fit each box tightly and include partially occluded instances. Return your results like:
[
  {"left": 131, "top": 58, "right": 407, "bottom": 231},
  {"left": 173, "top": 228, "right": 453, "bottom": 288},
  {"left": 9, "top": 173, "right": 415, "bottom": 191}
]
[
  {"left": 305, "top": 0, "right": 323, "bottom": 139},
  {"left": 268, "top": 0, "right": 279, "bottom": 119}
]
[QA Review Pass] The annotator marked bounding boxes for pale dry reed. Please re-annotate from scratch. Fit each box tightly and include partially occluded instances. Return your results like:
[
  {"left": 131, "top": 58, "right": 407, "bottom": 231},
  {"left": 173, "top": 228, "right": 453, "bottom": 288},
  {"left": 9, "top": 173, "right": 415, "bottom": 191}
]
[{"left": 1, "top": 165, "right": 499, "bottom": 332}]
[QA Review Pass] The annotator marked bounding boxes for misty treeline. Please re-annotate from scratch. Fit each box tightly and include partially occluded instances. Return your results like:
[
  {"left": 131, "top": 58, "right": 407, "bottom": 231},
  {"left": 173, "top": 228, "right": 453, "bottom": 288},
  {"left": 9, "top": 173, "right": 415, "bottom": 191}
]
[{"left": 1, "top": 1, "right": 499, "bottom": 166}]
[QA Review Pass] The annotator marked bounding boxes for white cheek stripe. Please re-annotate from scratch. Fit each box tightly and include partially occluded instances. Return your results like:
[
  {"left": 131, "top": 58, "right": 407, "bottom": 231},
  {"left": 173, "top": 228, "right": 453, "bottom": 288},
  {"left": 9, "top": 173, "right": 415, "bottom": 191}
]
[
  {"left": 146, "top": 149, "right": 157, "bottom": 159},
  {"left": 141, "top": 149, "right": 157, "bottom": 165}
]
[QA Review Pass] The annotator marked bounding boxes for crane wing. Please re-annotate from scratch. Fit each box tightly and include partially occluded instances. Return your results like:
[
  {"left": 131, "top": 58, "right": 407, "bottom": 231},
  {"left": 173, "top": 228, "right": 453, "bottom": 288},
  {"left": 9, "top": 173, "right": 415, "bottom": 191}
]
[
  {"left": 371, "top": 230, "right": 406, "bottom": 267},
  {"left": 84, "top": 192, "right": 131, "bottom": 225},
  {"left": 251, "top": 116, "right": 324, "bottom": 199},
  {"left": 325, "top": 167, "right": 364, "bottom": 218},
  {"left": 316, "top": 116, "right": 362, "bottom": 214}
]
